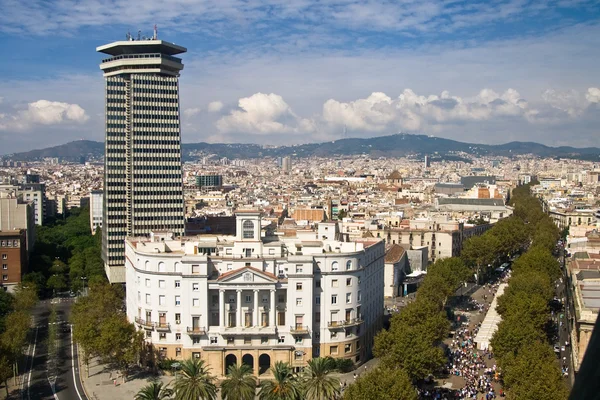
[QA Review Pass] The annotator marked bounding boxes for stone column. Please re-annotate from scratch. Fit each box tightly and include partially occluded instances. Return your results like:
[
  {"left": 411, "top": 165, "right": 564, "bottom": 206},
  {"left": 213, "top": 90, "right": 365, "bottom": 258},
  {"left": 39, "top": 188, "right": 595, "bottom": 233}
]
[
  {"left": 253, "top": 290, "right": 259, "bottom": 327},
  {"left": 270, "top": 289, "right": 276, "bottom": 327},
  {"left": 219, "top": 289, "right": 225, "bottom": 328},
  {"left": 237, "top": 289, "right": 242, "bottom": 328}
]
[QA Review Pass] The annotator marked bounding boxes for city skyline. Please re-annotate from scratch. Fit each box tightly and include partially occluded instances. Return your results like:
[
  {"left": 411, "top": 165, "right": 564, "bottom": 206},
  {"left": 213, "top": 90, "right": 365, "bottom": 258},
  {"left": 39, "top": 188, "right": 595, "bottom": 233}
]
[{"left": 1, "top": 1, "right": 600, "bottom": 153}]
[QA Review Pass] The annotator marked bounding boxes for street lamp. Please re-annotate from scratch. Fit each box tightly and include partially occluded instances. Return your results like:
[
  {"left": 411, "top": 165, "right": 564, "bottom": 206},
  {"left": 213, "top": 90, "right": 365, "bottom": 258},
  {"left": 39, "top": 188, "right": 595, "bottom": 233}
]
[
  {"left": 80, "top": 276, "right": 87, "bottom": 296},
  {"left": 171, "top": 362, "right": 181, "bottom": 395}
]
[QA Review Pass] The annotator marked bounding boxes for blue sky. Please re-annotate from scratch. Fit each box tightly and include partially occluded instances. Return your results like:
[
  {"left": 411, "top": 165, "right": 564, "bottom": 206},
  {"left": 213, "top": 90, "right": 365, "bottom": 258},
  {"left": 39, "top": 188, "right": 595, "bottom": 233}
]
[{"left": 0, "top": 0, "right": 599, "bottom": 153}]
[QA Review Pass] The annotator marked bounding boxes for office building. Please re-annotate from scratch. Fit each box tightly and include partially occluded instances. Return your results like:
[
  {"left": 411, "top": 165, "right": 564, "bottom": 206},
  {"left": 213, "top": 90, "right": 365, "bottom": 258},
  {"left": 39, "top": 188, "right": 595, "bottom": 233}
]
[
  {"left": 0, "top": 230, "right": 28, "bottom": 292},
  {"left": 126, "top": 211, "right": 385, "bottom": 375},
  {"left": 90, "top": 190, "right": 103, "bottom": 234},
  {"left": 282, "top": 157, "right": 292, "bottom": 173},
  {"left": 0, "top": 195, "right": 35, "bottom": 252},
  {"left": 97, "top": 34, "right": 187, "bottom": 283},
  {"left": 0, "top": 182, "right": 46, "bottom": 226},
  {"left": 195, "top": 175, "right": 223, "bottom": 188}
]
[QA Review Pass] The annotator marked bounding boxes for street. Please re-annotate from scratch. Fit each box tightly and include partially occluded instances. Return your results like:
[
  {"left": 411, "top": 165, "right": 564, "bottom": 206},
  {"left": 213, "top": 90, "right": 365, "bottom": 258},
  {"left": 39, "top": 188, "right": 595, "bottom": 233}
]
[
  {"left": 555, "top": 252, "right": 574, "bottom": 386},
  {"left": 24, "top": 297, "right": 88, "bottom": 400}
]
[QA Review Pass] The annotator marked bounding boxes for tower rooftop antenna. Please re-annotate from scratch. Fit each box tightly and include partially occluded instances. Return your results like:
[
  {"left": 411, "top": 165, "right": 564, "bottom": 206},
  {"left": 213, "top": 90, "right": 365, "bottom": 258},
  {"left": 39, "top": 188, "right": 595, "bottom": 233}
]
[{"left": 154, "top": 24, "right": 158, "bottom": 40}]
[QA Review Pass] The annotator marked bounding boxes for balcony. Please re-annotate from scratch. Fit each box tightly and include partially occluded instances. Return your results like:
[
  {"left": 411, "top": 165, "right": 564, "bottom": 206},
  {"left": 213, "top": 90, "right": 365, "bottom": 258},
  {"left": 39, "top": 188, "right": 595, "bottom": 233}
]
[
  {"left": 155, "top": 323, "right": 170, "bottom": 332},
  {"left": 289, "top": 325, "right": 310, "bottom": 335},
  {"left": 187, "top": 326, "right": 206, "bottom": 336},
  {"left": 135, "top": 317, "right": 154, "bottom": 330},
  {"left": 327, "top": 318, "right": 364, "bottom": 329},
  {"left": 221, "top": 325, "right": 278, "bottom": 335}
]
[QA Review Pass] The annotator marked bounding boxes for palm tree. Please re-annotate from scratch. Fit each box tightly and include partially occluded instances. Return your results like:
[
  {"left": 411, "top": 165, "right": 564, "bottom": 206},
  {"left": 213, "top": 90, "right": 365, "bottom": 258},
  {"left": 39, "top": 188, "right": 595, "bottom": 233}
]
[
  {"left": 221, "top": 363, "right": 257, "bottom": 400},
  {"left": 135, "top": 379, "right": 173, "bottom": 400},
  {"left": 173, "top": 358, "right": 217, "bottom": 400},
  {"left": 258, "top": 361, "right": 301, "bottom": 400},
  {"left": 301, "top": 358, "right": 340, "bottom": 400}
]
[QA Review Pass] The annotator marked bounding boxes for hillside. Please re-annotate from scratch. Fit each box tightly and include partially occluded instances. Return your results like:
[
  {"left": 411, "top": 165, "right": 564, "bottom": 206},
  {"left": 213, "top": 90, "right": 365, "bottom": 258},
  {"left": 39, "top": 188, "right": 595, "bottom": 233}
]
[{"left": 2, "top": 134, "right": 600, "bottom": 162}]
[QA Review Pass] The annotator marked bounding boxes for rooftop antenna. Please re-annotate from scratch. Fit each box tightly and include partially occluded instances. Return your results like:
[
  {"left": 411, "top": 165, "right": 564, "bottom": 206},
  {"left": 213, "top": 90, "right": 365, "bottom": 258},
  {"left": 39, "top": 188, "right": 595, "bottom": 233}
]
[
  {"left": 126, "top": 31, "right": 131, "bottom": 40},
  {"left": 137, "top": 30, "right": 141, "bottom": 41},
  {"left": 153, "top": 24, "right": 158, "bottom": 40}
]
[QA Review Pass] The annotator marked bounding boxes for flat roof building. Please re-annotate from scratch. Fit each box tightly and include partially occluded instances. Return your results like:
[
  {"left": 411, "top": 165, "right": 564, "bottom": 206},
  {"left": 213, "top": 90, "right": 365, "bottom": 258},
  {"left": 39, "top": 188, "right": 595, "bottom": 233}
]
[{"left": 98, "top": 35, "right": 187, "bottom": 283}]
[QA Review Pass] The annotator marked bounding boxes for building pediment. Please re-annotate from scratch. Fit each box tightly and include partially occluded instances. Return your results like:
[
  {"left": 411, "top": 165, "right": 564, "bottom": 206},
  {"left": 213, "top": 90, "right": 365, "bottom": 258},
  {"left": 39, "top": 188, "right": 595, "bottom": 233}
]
[{"left": 217, "top": 266, "right": 278, "bottom": 284}]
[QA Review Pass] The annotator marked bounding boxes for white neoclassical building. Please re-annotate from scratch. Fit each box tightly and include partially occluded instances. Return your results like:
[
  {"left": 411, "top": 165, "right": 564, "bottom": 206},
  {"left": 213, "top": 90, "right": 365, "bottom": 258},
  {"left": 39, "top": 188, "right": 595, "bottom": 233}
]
[{"left": 125, "top": 211, "right": 385, "bottom": 376}]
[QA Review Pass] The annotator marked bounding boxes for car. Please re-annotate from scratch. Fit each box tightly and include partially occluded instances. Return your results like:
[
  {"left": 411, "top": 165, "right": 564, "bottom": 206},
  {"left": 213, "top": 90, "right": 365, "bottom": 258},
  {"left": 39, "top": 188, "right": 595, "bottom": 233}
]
[
  {"left": 554, "top": 345, "right": 560, "bottom": 353},
  {"left": 561, "top": 346, "right": 566, "bottom": 352}
]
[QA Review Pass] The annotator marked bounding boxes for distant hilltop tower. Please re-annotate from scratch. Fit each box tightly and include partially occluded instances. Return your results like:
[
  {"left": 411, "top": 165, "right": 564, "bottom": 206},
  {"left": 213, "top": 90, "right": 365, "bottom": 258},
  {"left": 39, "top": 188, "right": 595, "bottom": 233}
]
[{"left": 97, "top": 30, "right": 186, "bottom": 283}]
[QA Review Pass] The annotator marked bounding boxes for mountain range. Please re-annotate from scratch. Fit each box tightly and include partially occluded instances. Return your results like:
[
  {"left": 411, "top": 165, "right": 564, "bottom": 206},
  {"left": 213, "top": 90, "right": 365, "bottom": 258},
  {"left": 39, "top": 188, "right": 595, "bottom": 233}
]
[{"left": 2, "top": 134, "right": 600, "bottom": 162}]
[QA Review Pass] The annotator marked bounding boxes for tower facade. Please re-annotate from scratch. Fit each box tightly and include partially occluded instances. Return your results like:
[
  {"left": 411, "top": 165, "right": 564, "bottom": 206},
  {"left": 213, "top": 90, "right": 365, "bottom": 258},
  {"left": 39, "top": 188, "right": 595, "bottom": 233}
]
[{"left": 97, "top": 37, "right": 187, "bottom": 283}]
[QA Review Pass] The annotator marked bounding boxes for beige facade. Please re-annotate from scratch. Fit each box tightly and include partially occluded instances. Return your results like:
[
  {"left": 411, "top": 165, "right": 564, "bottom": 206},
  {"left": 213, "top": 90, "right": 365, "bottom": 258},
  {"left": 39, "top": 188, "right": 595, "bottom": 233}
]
[
  {"left": 568, "top": 258, "right": 600, "bottom": 373},
  {"left": 375, "top": 220, "right": 491, "bottom": 263},
  {"left": 549, "top": 209, "right": 596, "bottom": 230},
  {"left": 0, "top": 196, "right": 34, "bottom": 252}
]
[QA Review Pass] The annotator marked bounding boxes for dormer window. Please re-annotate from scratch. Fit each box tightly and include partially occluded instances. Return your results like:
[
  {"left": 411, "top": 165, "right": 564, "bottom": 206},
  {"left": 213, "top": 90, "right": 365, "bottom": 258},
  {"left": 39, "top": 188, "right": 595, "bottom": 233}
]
[{"left": 243, "top": 220, "right": 255, "bottom": 239}]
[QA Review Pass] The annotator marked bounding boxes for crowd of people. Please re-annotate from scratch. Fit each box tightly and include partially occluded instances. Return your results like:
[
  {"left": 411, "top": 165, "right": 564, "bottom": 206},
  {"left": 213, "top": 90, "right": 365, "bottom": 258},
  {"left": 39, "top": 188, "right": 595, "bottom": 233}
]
[{"left": 447, "top": 326, "right": 502, "bottom": 399}]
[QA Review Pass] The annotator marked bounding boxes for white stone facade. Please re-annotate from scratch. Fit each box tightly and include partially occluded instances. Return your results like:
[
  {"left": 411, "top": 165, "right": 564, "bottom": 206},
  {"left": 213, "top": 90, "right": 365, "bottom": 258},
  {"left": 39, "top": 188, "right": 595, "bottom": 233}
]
[{"left": 125, "top": 211, "right": 385, "bottom": 375}]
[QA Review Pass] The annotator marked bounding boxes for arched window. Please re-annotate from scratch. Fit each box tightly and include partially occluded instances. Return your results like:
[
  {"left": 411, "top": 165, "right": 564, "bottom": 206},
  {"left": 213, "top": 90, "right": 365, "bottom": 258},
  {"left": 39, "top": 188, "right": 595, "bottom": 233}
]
[
  {"left": 243, "top": 220, "right": 254, "bottom": 239},
  {"left": 346, "top": 260, "right": 352, "bottom": 270},
  {"left": 174, "top": 262, "right": 181, "bottom": 273},
  {"left": 144, "top": 260, "right": 150, "bottom": 270},
  {"left": 158, "top": 262, "right": 166, "bottom": 272},
  {"left": 331, "top": 261, "right": 339, "bottom": 271}
]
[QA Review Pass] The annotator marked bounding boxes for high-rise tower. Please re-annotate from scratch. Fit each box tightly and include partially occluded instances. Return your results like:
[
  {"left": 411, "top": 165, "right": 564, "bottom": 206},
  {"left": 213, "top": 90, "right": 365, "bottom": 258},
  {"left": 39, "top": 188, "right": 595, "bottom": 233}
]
[{"left": 97, "top": 34, "right": 186, "bottom": 283}]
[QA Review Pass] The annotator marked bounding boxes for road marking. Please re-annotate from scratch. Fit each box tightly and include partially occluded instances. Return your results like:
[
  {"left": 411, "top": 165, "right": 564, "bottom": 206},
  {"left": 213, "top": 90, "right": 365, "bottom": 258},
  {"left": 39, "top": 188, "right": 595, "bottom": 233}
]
[
  {"left": 27, "top": 327, "right": 38, "bottom": 400},
  {"left": 71, "top": 324, "right": 84, "bottom": 400}
]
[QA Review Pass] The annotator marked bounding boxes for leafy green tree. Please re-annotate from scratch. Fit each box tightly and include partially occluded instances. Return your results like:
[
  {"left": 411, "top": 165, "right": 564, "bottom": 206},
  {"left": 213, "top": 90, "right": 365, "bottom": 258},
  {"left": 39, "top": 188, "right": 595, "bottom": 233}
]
[
  {"left": 71, "top": 281, "right": 125, "bottom": 376},
  {"left": 0, "top": 351, "right": 12, "bottom": 398},
  {"left": 488, "top": 216, "right": 530, "bottom": 257},
  {"left": 532, "top": 217, "right": 560, "bottom": 252},
  {"left": 342, "top": 367, "right": 417, "bottom": 400},
  {"left": 416, "top": 275, "right": 453, "bottom": 309},
  {"left": 496, "top": 292, "right": 549, "bottom": 330},
  {"left": 300, "top": 357, "right": 339, "bottom": 400},
  {"left": 173, "top": 358, "right": 217, "bottom": 400},
  {"left": 0, "top": 290, "right": 13, "bottom": 333},
  {"left": 512, "top": 245, "right": 561, "bottom": 282},
  {"left": 221, "top": 363, "right": 257, "bottom": 400},
  {"left": 135, "top": 379, "right": 173, "bottom": 400},
  {"left": 258, "top": 361, "right": 301, "bottom": 400},
  {"left": 501, "top": 270, "right": 554, "bottom": 303},
  {"left": 374, "top": 323, "right": 446, "bottom": 382},
  {"left": 426, "top": 257, "right": 470, "bottom": 293},
  {"left": 12, "top": 283, "right": 38, "bottom": 311},
  {"left": 460, "top": 234, "right": 501, "bottom": 281},
  {"left": 96, "top": 314, "right": 143, "bottom": 382},
  {"left": 501, "top": 341, "right": 568, "bottom": 400},
  {"left": 392, "top": 300, "right": 450, "bottom": 342},
  {"left": 490, "top": 318, "right": 546, "bottom": 361},
  {"left": 46, "top": 274, "right": 68, "bottom": 293}
]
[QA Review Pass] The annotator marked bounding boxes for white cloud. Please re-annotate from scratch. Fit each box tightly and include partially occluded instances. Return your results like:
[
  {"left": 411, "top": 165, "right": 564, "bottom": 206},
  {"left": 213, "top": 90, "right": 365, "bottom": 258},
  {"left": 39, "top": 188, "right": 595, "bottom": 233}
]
[
  {"left": 183, "top": 107, "right": 201, "bottom": 117},
  {"left": 0, "top": 0, "right": 595, "bottom": 38},
  {"left": 322, "top": 88, "right": 536, "bottom": 132},
  {"left": 585, "top": 87, "right": 600, "bottom": 103},
  {"left": 216, "top": 92, "right": 315, "bottom": 135},
  {"left": 207, "top": 101, "right": 224, "bottom": 113},
  {"left": 0, "top": 99, "right": 89, "bottom": 131}
]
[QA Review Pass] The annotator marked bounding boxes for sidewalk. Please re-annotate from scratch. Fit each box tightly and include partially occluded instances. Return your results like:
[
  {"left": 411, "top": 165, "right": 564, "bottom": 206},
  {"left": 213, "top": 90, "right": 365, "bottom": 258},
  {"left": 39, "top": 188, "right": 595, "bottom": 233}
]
[
  {"left": 440, "top": 284, "right": 504, "bottom": 395},
  {"left": 80, "top": 358, "right": 171, "bottom": 400}
]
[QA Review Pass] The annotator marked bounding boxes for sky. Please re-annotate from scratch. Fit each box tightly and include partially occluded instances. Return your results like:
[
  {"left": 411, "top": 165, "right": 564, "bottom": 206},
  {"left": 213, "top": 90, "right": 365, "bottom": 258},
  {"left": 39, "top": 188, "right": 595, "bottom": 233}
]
[{"left": 0, "top": 0, "right": 599, "bottom": 154}]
